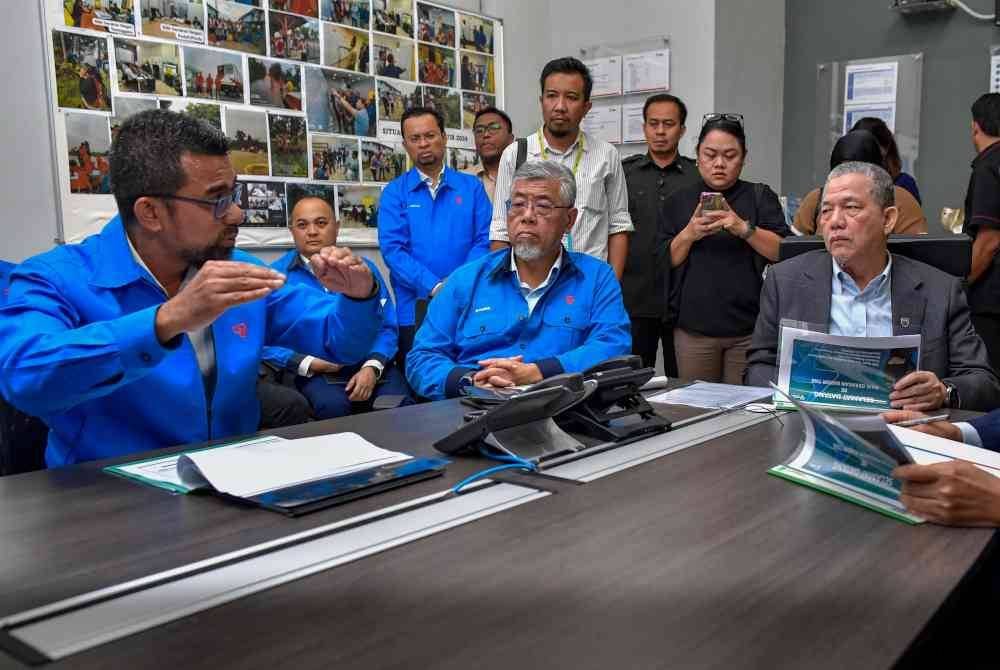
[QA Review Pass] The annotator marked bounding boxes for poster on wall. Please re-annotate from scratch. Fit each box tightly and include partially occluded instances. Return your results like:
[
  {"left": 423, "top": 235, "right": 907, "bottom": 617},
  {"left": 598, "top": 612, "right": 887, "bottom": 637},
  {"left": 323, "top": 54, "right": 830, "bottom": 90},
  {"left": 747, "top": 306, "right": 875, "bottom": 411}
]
[
  {"left": 623, "top": 49, "right": 669, "bottom": 93},
  {"left": 842, "top": 61, "right": 897, "bottom": 134},
  {"left": 41, "top": 0, "right": 504, "bottom": 247},
  {"left": 583, "top": 56, "right": 621, "bottom": 97}
]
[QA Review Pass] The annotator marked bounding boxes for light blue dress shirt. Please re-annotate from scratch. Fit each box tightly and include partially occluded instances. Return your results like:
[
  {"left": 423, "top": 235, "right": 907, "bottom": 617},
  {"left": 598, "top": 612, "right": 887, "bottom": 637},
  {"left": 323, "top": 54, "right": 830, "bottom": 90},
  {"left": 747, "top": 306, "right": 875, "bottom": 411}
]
[
  {"left": 512, "top": 250, "right": 563, "bottom": 315},
  {"left": 829, "top": 256, "right": 893, "bottom": 337}
]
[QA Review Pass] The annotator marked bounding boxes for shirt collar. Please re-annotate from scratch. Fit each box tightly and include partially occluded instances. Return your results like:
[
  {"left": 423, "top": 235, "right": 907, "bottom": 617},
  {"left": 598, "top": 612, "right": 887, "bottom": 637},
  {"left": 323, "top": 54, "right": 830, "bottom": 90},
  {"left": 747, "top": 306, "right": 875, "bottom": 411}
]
[
  {"left": 417, "top": 165, "right": 446, "bottom": 187},
  {"left": 641, "top": 152, "right": 688, "bottom": 172},
  {"left": 537, "top": 128, "right": 586, "bottom": 156},
  {"left": 832, "top": 253, "right": 892, "bottom": 294},
  {"left": 489, "top": 246, "right": 577, "bottom": 281},
  {"left": 510, "top": 246, "right": 564, "bottom": 281},
  {"left": 88, "top": 216, "right": 154, "bottom": 289},
  {"left": 972, "top": 139, "right": 1000, "bottom": 168},
  {"left": 406, "top": 165, "right": 449, "bottom": 192}
]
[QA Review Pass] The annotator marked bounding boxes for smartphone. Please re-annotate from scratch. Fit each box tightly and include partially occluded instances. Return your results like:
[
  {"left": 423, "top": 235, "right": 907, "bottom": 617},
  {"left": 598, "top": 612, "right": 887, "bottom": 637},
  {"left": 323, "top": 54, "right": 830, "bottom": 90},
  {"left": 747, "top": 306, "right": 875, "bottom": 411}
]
[{"left": 700, "top": 192, "right": 726, "bottom": 212}]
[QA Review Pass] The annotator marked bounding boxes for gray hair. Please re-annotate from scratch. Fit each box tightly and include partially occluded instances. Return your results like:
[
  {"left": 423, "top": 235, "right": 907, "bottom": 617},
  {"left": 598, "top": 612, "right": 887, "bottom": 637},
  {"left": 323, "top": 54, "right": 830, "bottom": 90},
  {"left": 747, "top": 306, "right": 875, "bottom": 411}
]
[
  {"left": 825, "top": 161, "right": 895, "bottom": 209},
  {"left": 511, "top": 160, "right": 576, "bottom": 207}
]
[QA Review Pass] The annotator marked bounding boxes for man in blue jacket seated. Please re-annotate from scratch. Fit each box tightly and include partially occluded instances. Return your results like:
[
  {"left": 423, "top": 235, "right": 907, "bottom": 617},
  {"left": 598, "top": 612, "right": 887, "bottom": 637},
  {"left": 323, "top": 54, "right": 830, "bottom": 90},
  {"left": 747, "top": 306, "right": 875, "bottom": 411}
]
[
  {"left": 0, "top": 110, "right": 382, "bottom": 466},
  {"left": 262, "top": 195, "right": 411, "bottom": 418},
  {"left": 406, "top": 160, "right": 632, "bottom": 400}
]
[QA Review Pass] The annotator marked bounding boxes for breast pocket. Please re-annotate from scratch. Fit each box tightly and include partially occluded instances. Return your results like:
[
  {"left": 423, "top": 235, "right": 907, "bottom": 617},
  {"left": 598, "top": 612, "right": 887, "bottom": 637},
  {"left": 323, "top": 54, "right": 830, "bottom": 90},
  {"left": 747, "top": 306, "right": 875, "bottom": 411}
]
[
  {"left": 577, "top": 178, "right": 607, "bottom": 215},
  {"left": 461, "top": 311, "right": 505, "bottom": 340},
  {"left": 541, "top": 303, "right": 588, "bottom": 352}
]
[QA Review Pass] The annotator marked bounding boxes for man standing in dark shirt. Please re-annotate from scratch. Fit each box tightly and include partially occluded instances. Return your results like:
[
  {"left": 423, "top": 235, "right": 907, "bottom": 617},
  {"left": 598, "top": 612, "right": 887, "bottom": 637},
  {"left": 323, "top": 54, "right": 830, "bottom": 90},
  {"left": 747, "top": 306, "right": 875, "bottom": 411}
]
[
  {"left": 621, "top": 94, "right": 699, "bottom": 374},
  {"left": 963, "top": 93, "right": 1000, "bottom": 372}
]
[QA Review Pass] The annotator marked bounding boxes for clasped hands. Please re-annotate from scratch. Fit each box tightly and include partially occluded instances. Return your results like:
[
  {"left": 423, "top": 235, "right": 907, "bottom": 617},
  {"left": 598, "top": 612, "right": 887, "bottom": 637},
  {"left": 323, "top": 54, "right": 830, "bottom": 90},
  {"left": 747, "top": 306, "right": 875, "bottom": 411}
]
[
  {"left": 155, "top": 246, "right": 373, "bottom": 343},
  {"left": 472, "top": 355, "right": 543, "bottom": 389},
  {"left": 685, "top": 199, "right": 751, "bottom": 241}
]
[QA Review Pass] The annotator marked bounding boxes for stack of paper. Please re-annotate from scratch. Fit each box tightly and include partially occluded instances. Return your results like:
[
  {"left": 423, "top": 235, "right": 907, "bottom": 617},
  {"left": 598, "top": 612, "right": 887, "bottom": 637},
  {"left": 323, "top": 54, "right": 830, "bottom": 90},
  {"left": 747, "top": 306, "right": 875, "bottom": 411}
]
[{"left": 648, "top": 382, "right": 770, "bottom": 409}]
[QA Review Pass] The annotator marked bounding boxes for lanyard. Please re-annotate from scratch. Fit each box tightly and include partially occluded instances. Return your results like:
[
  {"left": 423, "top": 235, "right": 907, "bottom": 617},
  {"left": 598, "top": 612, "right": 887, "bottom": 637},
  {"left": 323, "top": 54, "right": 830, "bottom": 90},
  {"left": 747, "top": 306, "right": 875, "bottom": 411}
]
[{"left": 537, "top": 129, "right": 584, "bottom": 251}]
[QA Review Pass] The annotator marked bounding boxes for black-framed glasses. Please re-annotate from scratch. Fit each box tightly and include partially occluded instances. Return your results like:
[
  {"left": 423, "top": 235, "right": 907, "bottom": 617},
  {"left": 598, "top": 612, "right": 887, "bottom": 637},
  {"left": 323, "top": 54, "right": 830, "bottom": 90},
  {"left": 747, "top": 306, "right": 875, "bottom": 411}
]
[
  {"left": 148, "top": 182, "right": 245, "bottom": 219},
  {"left": 505, "top": 198, "right": 571, "bottom": 218},
  {"left": 473, "top": 121, "right": 505, "bottom": 136},
  {"left": 702, "top": 113, "right": 744, "bottom": 126}
]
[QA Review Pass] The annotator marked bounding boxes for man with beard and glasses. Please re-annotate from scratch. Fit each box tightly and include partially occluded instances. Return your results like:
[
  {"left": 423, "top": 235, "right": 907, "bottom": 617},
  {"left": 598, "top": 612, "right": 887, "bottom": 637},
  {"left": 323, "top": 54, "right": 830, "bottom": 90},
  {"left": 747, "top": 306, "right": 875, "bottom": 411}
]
[
  {"left": 406, "top": 160, "right": 631, "bottom": 400},
  {"left": 490, "top": 57, "right": 633, "bottom": 279},
  {"left": 0, "top": 110, "right": 384, "bottom": 466},
  {"left": 378, "top": 106, "right": 492, "bottom": 374}
]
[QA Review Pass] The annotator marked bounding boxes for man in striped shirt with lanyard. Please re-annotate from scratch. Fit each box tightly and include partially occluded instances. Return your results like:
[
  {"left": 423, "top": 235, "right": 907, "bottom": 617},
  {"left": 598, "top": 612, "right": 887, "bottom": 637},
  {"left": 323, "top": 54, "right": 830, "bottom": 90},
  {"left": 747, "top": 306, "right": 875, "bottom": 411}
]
[{"left": 489, "top": 57, "right": 634, "bottom": 279}]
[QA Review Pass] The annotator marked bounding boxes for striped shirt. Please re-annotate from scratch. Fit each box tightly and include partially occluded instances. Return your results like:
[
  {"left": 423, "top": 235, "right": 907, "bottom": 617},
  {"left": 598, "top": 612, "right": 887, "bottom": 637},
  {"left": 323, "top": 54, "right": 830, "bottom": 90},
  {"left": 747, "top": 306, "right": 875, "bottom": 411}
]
[{"left": 489, "top": 129, "right": 633, "bottom": 261}]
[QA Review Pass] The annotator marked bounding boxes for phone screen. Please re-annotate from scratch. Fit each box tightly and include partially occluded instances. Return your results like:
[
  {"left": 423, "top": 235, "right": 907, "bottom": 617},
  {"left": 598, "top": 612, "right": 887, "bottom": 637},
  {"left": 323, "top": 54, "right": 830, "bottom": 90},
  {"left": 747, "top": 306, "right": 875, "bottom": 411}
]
[{"left": 700, "top": 192, "right": 725, "bottom": 212}]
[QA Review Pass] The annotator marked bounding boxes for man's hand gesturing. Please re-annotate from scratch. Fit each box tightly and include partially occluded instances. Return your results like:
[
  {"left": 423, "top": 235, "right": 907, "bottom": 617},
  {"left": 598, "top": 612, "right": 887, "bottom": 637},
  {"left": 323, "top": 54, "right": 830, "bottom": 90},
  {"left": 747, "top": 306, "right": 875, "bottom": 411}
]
[{"left": 309, "top": 246, "right": 375, "bottom": 299}]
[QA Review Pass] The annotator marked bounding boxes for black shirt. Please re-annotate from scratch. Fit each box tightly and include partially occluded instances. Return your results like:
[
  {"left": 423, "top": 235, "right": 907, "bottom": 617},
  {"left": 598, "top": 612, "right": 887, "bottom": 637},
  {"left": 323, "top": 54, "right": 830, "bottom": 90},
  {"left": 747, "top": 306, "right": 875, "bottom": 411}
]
[
  {"left": 655, "top": 179, "right": 790, "bottom": 337},
  {"left": 963, "top": 141, "right": 1000, "bottom": 316},
  {"left": 621, "top": 153, "right": 700, "bottom": 318}
]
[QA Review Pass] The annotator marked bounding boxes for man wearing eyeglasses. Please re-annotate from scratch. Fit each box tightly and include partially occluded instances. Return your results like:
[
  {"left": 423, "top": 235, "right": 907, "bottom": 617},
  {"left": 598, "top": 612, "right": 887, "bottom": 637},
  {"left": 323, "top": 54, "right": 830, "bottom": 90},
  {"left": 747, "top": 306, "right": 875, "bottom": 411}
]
[
  {"left": 463, "top": 106, "right": 514, "bottom": 203},
  {"left": 262, "top": 196, "right": 411, "bottom": 418},
  {"left": 0, "top": 110, "right": 383, "bottom": 466},
  {"left": 406, "top": 160, "right": 631, "bottom": 400}
]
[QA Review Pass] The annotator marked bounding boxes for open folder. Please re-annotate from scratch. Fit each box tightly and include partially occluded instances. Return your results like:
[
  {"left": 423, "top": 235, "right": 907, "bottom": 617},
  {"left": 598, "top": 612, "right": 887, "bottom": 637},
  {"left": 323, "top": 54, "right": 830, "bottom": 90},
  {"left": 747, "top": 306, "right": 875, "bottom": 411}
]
[{"left": 106, "top": 433, "right": 448, "bottom": 516}]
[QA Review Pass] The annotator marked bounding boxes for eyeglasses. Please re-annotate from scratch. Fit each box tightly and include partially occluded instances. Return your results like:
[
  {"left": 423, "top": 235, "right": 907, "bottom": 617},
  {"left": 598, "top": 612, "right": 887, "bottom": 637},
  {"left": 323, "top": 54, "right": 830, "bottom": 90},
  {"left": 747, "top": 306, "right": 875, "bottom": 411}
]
[
  {"left": 702, "top": 113, "right": 744, "bottom": 126},
  {"left": 473, "top": 121, "right": 505, "bottom": 136},
  {"left": 148, "top": 182, "right": 244, "bottom": 220},
  {"left": 506, "top": 198, "right": 571, "bottom": 218}
]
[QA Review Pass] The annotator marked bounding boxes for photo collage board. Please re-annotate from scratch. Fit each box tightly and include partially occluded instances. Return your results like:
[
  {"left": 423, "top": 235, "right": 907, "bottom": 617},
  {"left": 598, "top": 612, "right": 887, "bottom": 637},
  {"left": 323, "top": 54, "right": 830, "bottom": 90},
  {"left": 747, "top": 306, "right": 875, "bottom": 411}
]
[{"left": 44, "top": 0, "right": 503, "bottom": 247}]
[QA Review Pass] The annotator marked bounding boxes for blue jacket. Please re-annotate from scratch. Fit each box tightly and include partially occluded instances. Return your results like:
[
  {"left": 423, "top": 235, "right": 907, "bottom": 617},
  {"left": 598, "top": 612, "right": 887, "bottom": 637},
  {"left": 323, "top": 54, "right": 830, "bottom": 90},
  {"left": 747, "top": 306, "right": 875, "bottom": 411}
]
[
  {"left": 0, "top": 259, "right": 13, "bottom": 303},
  {"left": 262, "top": 249, "right": 398, "bottom": 371},
  {"left": 0, "top": 218, "right": 383, "bottom": 466},
  {"left": 378, "top": 166, "right": 492, "bottom": 326},
  {"left": 406, "top": 249, "right": 632, "bottom": 400},
  {"left": 970, "top": 410, "right": 1000, "bottom": 451}
]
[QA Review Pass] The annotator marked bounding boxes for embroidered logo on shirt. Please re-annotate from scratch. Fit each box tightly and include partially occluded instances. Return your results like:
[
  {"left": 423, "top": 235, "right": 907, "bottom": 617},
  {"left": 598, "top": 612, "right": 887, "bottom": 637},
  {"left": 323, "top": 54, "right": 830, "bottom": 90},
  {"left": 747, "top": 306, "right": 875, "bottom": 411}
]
[
  {"left": 475, "top": 306, "right": 492, "bottom": 313},
  {"left": 900, "top": 317, "right": 910, "bottom": 328},
  {"left": 232, "top": 323, "right": 248, "bottom": 339},
  {"left": 454, "top": 195, "right": 463, "bottom": 206},
  {"left": 565, "top": 295, "right": 575, "bottom": 305}
]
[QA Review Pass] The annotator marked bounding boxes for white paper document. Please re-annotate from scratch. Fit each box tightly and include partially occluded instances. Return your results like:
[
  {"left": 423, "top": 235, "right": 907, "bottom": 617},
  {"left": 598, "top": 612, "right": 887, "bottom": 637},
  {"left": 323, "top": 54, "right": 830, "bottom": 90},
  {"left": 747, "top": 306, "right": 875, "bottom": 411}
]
[
  {"left": 622, "top": 102, "right": 646, "bottom": 143},
  {"left": 843, "top": 103, "right": 896, "bottom": 134},
  {"left": 648, "top": 382, "right": 770, "bottom": 409},
  {"left": 844, "top": 61, "right": 898, "bottom": 105},
  {"left": 177, "top": 433, "right": 410, "bottom": 498},
  {"left": 623, "top": 49, "right": 670, "bottom": 93},
  {"left": 891, "top": 426, "right": 1000, "bottom": 477},
  {"left": 583, "top": 56, "right": 622, "bottom": 96},
  {"left": 581, "top": 103, "right": 622, "bottom": 144},
  {"left": 991, "top": 53, "right": 1000, "bottom": 94}
]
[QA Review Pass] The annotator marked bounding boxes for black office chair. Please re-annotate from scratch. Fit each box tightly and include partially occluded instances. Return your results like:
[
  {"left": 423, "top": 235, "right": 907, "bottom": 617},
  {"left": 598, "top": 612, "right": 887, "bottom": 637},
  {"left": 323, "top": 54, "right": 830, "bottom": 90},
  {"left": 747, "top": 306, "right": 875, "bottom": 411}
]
[
  {"left": 779, "top": 235, "right": 973, "bottom": 280},
  {"left": 0, "top": 396, "right": 47, "bottom": 476}
]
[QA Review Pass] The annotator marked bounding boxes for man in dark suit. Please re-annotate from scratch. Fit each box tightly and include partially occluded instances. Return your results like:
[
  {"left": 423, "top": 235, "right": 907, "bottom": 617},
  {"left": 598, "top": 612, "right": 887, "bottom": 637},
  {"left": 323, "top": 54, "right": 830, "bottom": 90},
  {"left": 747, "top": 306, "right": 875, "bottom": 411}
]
[{"left": 746, "top": 161, "right": 1000, "bottom": 412}]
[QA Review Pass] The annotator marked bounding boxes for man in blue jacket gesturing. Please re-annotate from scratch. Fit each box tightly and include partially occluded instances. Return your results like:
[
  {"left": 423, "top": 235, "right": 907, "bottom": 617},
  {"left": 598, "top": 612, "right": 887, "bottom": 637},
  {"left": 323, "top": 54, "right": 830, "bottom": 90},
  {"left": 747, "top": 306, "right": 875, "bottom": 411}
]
[
  {"left": 0, "top": 110, "right": 382, "bottom": 466},
  {"left": 406, "top": 160, "right": 632, "bottom": 400}
]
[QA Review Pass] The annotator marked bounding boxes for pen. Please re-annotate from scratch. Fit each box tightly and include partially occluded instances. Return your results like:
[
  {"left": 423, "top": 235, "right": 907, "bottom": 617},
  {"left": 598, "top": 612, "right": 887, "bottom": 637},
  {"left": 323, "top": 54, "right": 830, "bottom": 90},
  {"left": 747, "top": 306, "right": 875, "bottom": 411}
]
[{"left": 894, "top": 413, "right": 950, "bottom": 428}]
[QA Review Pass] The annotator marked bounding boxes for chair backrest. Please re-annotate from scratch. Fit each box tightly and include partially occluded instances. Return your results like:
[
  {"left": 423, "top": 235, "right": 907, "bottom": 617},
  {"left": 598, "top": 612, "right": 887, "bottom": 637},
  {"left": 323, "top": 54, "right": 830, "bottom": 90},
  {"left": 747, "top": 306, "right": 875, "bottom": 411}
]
[
  {"left": 0, "top": 396, "right": 47, "bottom": 476},
  {"left": 779, "top": 235, "right": 972, "bottom": 279}
]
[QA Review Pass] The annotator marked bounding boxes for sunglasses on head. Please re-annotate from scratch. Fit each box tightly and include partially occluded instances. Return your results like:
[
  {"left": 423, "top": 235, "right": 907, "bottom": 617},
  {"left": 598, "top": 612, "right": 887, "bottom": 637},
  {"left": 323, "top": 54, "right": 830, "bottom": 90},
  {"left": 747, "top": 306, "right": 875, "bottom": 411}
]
[{"left": 702, "top": 113, "right": 744, "bottom": 126}]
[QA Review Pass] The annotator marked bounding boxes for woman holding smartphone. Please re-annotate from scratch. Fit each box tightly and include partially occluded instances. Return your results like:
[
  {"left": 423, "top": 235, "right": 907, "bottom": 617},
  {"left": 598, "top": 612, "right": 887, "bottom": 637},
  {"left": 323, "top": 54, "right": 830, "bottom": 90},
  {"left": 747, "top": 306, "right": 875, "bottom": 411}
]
[{"left": 655, "top": 114, "right": 791, "bottom": 385}]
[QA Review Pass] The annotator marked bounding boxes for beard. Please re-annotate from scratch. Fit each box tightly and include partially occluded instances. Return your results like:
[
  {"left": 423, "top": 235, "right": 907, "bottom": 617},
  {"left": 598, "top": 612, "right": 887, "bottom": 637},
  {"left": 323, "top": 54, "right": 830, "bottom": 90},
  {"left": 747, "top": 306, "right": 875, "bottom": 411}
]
[
  {"left": 180, "top": 226, "right": 238, "bottom": 267},
  {"left": 513, "top": 240, "right": 544, "bottom": 261}
]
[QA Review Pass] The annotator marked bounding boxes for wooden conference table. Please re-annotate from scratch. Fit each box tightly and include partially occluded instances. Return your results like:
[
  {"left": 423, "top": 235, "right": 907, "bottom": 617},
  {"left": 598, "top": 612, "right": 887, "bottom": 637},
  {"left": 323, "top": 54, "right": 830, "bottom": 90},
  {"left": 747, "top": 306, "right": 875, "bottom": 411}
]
[{"left": 0, "top": 396, "right": 995, "bottom": 669}]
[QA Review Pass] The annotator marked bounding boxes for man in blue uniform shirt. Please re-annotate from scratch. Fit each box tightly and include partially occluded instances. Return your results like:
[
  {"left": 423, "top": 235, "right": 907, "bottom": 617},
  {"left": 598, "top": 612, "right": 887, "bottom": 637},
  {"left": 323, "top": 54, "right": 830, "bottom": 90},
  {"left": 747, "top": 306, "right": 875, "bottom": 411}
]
[
  {"left": 406, "top": 160, "right": 632, "bottom": 400},
  {"left": 263, "top": 195, "right": 411, "bottom": 418},
  {"left": 378, "top": 106, "right": 492, "bottom": 373},
  {"left": 0, "top": 110, "right": 382, "bottom": 466}
]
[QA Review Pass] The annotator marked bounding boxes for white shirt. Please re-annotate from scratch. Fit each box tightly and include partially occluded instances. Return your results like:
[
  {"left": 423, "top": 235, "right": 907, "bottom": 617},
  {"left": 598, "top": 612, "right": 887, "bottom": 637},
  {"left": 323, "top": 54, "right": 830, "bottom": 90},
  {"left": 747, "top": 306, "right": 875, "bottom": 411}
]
[
  {"left": 490, "top": 129, "right": 633, "bottom": 260},
  {"left": 511, "top": 249, "right": 563, "bottom": 315},
  {"left": 417, "top": 165, "right": 446, "bottom": 199}
]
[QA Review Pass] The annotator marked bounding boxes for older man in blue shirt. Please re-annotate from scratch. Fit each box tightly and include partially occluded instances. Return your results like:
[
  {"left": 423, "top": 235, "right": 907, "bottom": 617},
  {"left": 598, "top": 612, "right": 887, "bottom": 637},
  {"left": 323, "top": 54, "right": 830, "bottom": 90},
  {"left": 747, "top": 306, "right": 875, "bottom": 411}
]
[
  {"left": 378, "top": 106, "right": 492, "bottom": 373},
  {"left": 0, "top": 110, "right": 382, "bottom": 466},
  {"left": 406, "top": 160, "right": 631, "bottom": 400}
]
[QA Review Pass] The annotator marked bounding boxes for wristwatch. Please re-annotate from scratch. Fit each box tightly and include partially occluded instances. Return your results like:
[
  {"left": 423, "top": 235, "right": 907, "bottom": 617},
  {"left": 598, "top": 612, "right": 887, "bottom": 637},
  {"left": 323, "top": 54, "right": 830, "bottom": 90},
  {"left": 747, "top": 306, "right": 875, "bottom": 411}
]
[
  {"left": 363, "top": 363, "right": 383, "bottom": 381},
  {"left": 738, "top": 220, "right": 757, "bottom": 240},
  {"left": 943, "top": 381, "right": 959, "bottom": 409}
]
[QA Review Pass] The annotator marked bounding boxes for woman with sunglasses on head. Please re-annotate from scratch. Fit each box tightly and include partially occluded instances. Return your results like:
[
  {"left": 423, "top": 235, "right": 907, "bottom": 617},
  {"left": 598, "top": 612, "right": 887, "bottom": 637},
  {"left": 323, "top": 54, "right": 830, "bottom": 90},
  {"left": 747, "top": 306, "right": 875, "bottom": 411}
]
[{"left": 655, "top": 113, "right": 791, "bottom": 385}]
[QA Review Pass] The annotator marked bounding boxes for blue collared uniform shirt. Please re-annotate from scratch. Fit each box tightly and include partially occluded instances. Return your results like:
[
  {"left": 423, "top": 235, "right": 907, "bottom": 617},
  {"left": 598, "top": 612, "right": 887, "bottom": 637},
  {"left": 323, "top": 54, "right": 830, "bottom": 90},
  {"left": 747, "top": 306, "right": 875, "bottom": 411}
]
[
  {"left": 378, "top": 166, "right": 492, "bottom": 326},
  {"left": 262, "top": 249, "right": 398, "bottom": 370},
  {"left": 406, "top": 249, "right": 632, "bottom": 400},
  {"left": 829, "top": 256, "right": 893, "bottom": 337},
  {"left": 0, "top": 217, "right": 383, "bottom": 466}
]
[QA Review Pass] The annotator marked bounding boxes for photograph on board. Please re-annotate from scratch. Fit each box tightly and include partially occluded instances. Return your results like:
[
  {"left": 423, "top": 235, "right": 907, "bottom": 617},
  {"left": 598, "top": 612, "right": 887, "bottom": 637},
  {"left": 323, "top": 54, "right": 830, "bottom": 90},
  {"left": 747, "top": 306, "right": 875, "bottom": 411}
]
[
  {"left": 377, "top": 79, "right": 419, "bottom": 122},
  {"left": 269, "top": 112, "right": 309, "bottom": 177},
  {"left": 323, "top": 24, "right": 369, "bottom": 73},
  {"left": 110, "top": 96, "right": 157, "bottom": 138},
  {"left": 248, "top": 57, "right": 302, "bottom": 110},
  {"left": 373, "top": 35, "right": 413, "bottom": 81},
  {"left": 361, "top": 140, "right": 406, "bottom": 183},
  {"left": 418, "top": 44, "right": 454, "bottom": 88},
  {"left": 139, "top": 0, "right": 205, "bottom": 42},
  {"left": 458, "top": 13, "right": 493, "bottom": 55},
  {"left": 337, "top": 185, "right": 380, "bottom": 228},
  {"left": 269, "top": 11, "right": 320, "bottom": 64},
  {"left": 310, "top": 134, "right": 359, "bottom": 181},
  {"left": 114, "top": 38, "right": 181, "bottom": 95},
  {"left": 462, "top": 91, "right": 494, "bottom": 128},
  {"left": 159, "top": 97, "right": 222, "bottom": 128},
  {"left": 460, "top": 51, "right": 494, "bottom": 94},
  {"left": 420, "top": 85, "right": 460, "bottom": 128},
  {"left": 206, "top": 0, "right": 267, "bottom": 55},
  {"left": 417, "top": 3, "right": 455, "bottom": 47},
  {"left": 66, "top": 112, "right": 112, "bottom": 194},
  {"left": 183, "top": 46, "right": 245, "bottom": 102},
  {"left": 305, "top": 67, "right": 375, "bottom": 136},
  {"left": 269, "top": 0, "right": 318, "bottom": 19},
  {"left": 225, "top": 108, "right": 270, "bottom": 176},
  {"left": 373, "top": 0, "right": 413, "bottom": 38},
  {"left": 287, "top": 182, "right": 336, "bottom": 216},
  {"left": 52, "top": 30, "right": 112, "bottom": 112},
  {"left": 64, "top": 0, "right": 136, "bottom": 35},
  {"left": 448, "top": 146, "right": 477, "bottom": 171},
  {"left": 239, "top": 180, "right": 288, "bottom": 226},
  {"left": 321, "top": 0, "right": 370, "bottom": 29}
]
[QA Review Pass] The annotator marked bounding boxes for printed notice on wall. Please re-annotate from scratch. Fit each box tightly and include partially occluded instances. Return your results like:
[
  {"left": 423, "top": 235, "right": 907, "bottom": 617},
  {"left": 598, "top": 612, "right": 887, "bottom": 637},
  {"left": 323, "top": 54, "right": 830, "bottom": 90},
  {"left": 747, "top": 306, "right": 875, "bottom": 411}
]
[
  {"left": 622, "top": 102, "right": 646, "bottom": 143},
  {"left": 843, "top": 61, "right": 898, "bottom": 134},
  {"left": 623, "top": 49, "right": 670, "bottom": 93},
  {"left": 581, "top": 103, "right": 621, "bottom": 145},
  {"left": 991, "top": 52, "right": 1000, "bottom": 94},
  {"left": 584, "top": 56, "right": 622, "bottom": 97}
]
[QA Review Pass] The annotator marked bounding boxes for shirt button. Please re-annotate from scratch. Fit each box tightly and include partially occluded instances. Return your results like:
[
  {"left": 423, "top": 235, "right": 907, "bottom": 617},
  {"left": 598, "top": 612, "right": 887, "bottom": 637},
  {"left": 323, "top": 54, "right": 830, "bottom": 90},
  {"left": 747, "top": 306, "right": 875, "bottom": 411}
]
[
  {"left": 479, "top": 325, "right": 486, "bottom": 333},
  {"left": 520, "top": 343, "right": 526, "bottom": 350},
  {"left": 518, "top": 315, "right": 525, "bottom": 321},
  {"left": 141, "top": 353, "right": 152, "bottom": 363},
  {"left": 564, "top": 316, "right": 571, "bottom": 323}
]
